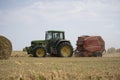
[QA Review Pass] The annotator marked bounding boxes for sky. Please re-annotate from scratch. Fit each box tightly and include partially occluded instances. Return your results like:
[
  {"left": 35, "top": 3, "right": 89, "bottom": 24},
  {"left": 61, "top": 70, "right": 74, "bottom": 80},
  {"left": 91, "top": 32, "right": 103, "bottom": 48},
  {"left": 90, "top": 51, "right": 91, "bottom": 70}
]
[{"left": 0, "top": 0, "right": 120, "bottom": 50}]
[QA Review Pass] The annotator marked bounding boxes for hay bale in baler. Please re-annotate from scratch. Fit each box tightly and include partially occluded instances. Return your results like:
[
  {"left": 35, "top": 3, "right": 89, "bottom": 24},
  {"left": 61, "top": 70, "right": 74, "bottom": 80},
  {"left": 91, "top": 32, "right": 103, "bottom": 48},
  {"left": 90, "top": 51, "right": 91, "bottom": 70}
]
[
  {"left": 0, "top": 35, "right": 12, "bottom": 59},
  {"left": 74, "top": 36, "right": 105, "bottom": 57}
]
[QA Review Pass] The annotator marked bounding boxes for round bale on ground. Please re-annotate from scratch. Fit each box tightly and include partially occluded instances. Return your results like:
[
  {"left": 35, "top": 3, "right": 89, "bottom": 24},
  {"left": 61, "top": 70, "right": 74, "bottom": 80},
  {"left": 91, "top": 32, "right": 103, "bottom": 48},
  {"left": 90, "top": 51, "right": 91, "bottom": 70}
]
[{"left": 0, "top": 35, "right": 12, "bottom": 59}]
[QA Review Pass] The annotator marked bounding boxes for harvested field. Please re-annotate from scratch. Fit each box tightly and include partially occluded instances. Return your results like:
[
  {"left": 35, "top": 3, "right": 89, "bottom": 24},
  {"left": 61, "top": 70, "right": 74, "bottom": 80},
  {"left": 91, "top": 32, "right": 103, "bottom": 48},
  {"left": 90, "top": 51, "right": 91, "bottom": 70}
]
[{"left": 0, "top": 51, "right": 120, "bottom": 80}]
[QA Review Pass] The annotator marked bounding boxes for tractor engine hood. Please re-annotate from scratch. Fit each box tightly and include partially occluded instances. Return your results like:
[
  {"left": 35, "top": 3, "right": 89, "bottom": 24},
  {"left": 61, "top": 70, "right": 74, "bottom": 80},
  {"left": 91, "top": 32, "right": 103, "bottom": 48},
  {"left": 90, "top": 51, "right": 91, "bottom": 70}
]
[{"left": 31, "top": 40, "right": 48, "bottom": 46}]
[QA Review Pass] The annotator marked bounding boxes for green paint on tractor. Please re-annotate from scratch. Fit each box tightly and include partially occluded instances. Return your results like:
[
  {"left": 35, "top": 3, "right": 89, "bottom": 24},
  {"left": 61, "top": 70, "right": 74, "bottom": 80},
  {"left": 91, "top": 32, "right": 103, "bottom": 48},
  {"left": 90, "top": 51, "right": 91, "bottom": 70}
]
[{"left": 25, "top": 30, "right": 73, "bottom": 57}]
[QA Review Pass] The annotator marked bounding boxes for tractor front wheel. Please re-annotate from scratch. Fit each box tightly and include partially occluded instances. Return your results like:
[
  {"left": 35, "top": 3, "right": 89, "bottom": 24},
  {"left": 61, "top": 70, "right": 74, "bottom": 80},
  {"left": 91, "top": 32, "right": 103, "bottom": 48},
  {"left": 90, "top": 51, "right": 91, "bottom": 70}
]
[
  {"left": 33, "top": 46, "right": 46, "bottom": 57},
  {"left": 57, "top": 42, "right": 73, "bottom": 57}
]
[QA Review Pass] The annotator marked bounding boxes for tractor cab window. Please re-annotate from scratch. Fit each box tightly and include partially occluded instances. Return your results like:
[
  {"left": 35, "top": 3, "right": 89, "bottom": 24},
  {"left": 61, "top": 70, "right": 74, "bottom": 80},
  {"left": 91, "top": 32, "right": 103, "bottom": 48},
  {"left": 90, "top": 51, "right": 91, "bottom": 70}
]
[
  {"left": 46, "top": 31, "right": 64, "bottom": 40},
  {"left": 60, "top": 32, "right": 64, "bottom": 39},
  {"left": 53, "top": 32, "right": 64, "bottom": 39},
  {"left": 46, "top": 32, "right": 52, "bottom": 40}
]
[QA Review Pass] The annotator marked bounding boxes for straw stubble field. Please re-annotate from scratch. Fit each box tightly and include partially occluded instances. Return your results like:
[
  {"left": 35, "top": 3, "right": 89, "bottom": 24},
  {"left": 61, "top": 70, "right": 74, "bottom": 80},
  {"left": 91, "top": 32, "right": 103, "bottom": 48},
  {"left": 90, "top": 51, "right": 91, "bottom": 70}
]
[{"left": 0, "top": 51, "right": 120, "bottom": 80}]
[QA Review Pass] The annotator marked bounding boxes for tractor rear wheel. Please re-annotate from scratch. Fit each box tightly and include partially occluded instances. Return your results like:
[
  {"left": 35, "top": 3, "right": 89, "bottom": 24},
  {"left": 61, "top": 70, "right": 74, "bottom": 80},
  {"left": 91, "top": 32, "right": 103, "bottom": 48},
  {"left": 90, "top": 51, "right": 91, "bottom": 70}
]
[
  {"left": 33, "top": 46, "right": 46, "bottom": 57},
  {"left": 57, "top": 42, "right": 73, "bottom": 57}
]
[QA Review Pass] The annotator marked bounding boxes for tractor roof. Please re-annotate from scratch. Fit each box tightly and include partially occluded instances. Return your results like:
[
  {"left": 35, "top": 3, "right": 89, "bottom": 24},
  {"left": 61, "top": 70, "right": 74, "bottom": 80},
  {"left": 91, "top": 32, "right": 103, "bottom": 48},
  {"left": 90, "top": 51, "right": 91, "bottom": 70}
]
[{"left": 47, "top": 30, "right": 64, "bottom": 33}]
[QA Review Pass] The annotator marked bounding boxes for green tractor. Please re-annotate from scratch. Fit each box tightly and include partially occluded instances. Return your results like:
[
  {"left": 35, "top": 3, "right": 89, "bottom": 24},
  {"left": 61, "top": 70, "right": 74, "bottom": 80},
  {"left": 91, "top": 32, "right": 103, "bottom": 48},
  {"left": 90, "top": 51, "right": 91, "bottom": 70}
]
[{"left": 26, "top": 30, "right": 73, "bottom": 57}]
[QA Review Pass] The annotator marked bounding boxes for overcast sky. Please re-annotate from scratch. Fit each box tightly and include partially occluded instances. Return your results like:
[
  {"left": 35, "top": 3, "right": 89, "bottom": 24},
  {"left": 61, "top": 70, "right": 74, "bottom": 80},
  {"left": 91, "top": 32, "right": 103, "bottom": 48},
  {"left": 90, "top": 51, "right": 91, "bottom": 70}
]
[{"left": 0, "top": 0, "right": 120, "bottom": 50}]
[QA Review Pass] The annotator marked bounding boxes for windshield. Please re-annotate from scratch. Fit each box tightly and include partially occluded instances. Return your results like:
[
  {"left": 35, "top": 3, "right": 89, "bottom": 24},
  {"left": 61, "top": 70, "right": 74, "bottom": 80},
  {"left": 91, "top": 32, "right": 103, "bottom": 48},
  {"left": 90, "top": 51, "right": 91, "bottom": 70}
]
[
  {"left": 53, "top": 32, "right": 64, "bottom": 39},
  {"left": 46, "top": 31, "right": 64, "bottom": 40}
]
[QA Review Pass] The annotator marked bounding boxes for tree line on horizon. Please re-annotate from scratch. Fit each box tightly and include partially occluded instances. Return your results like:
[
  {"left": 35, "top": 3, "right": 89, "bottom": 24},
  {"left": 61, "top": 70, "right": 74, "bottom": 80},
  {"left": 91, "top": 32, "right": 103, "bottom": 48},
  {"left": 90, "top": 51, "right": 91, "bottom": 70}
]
[{"left": 107, "top": 47, "right": 120, "bottom": 53}]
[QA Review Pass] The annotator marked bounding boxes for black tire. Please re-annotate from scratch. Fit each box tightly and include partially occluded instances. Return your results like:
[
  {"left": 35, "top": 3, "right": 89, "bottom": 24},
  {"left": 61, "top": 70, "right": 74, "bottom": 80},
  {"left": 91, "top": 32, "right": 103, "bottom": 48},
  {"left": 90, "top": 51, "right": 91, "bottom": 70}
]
[
  {"left": 98, "top": 52, "right": 102, "bottom": 57},
  {"left": 93, "top": 52, "right": 102, "bottom": 57},
  {"left": 33, "top": 46, "right": 46, "bottom": 57},
  {"left": 57, "top": 42, "right": 73, "bottom": 57},
  {"left": 74, "top": 51, "right": 84, "bottom": 57}
]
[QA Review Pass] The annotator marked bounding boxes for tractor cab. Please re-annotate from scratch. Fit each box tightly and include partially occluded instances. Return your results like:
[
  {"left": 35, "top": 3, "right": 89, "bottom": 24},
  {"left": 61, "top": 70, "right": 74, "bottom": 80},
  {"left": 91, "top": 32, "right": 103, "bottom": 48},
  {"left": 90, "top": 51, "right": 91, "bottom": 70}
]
[{"left": 45, "top": 30, "right": 65, "bottom": 40}]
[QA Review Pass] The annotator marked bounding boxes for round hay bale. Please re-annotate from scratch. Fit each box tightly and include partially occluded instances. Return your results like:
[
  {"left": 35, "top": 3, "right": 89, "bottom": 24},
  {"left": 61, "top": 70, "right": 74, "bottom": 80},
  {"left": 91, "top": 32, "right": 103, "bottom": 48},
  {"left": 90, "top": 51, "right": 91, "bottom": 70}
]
[{"left": 0, "top": 35, "right": 12, "bottom": 59}]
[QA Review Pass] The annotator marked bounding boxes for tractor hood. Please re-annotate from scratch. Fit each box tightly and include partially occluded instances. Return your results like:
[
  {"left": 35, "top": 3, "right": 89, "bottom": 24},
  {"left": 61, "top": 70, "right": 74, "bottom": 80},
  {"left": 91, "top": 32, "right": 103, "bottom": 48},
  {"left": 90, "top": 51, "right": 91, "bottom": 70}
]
[{"left": 31, "top": 40, "right": 48, "bottom": 45}]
